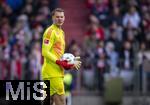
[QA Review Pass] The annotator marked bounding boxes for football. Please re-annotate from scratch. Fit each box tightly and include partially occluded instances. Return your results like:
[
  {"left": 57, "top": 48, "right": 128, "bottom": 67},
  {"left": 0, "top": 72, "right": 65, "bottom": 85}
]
[{"left": 61, "top": 53, "right": 75, "bottom": 64}]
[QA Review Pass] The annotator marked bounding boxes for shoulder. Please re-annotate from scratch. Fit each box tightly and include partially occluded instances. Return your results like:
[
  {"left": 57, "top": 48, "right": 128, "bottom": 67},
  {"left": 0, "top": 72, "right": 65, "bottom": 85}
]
[
  {"left": 44, "top": 26, "right": 55, "bottom": 39},
  {"left": 61, "top": 29, "right": 65, "bottom": 35}
]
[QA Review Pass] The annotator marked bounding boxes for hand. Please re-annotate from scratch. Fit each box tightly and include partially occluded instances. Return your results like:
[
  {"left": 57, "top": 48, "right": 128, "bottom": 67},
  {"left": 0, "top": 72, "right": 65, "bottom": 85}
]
[
  {"left": 74, "top": 56, "right": 82, "bottom": 70},
  {"left": 56, "top": 60, "right": 74, "bottom": 70}
]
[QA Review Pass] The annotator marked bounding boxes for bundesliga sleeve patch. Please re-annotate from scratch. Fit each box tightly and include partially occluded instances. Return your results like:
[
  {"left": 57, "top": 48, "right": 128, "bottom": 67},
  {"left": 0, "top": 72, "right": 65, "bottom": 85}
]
[{"left": 44, "top": 39, "right": 49, "bottom": 44}]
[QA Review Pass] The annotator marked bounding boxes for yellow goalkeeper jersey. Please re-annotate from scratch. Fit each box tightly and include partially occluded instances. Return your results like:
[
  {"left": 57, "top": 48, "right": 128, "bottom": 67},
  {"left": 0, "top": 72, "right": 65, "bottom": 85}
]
[{"left": 41, "top": 24, "right": 65, "bottom": 78}]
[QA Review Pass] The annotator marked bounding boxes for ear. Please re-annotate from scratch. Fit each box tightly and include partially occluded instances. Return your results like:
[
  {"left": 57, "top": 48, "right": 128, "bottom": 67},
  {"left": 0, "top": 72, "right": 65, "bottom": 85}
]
[
  {"left": 63, "top": 15, "right": 65, "bottom": 21},
  {"left": 52, "top": 15, "right": 55, "bottom": 20}
]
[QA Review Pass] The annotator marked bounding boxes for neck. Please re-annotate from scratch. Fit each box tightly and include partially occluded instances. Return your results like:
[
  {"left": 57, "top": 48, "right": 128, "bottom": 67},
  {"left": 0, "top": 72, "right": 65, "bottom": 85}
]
[{"left": 54, "top": 24, "right": 61, "bottom": 29}]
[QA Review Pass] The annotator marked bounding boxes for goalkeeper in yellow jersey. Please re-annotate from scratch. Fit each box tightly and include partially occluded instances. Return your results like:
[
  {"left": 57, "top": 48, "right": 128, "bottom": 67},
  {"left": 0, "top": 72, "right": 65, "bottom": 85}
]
[{"left": 41, "top": 8, "right": 81, "bottom": 105}]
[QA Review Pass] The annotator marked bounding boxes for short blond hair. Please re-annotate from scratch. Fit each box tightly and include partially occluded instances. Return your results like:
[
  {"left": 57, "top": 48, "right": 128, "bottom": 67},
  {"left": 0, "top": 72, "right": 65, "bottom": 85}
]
[{"left": 51, "top": 8, "right": 64, "bottom": 16}]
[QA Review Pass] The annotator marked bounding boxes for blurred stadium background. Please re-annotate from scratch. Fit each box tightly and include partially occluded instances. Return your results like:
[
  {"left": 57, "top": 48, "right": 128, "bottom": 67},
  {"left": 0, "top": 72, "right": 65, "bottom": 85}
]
[{"left": 0, "top": 0, "right": 150, "bottom": 105}]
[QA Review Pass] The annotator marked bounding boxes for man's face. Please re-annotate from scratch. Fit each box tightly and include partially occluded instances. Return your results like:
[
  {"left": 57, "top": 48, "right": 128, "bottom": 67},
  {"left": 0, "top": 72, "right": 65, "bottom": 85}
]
[{"left": 53, "top": 11, "right": 65, "bottom": 26}]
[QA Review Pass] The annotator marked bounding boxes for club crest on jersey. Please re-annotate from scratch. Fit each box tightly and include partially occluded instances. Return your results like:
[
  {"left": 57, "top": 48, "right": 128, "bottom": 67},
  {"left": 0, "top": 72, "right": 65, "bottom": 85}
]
[{"left": 44, "top": 39, "right": 49, "bottom": 44}]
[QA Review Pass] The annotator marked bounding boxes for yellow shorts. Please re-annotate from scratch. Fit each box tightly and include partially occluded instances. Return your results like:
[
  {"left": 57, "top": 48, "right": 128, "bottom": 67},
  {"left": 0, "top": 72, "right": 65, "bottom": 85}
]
[{"left": 43, "top": 77, "right": 65, "bottom": 96}]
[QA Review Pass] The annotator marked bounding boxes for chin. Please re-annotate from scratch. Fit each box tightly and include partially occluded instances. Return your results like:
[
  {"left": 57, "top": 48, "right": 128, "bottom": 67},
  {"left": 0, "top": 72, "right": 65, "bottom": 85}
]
[
  {"left": 58, "top": 23, "right": 63, "bottom": 26},
  {"left": 60, "top": 22, "right": 64, "bottom": 25}
]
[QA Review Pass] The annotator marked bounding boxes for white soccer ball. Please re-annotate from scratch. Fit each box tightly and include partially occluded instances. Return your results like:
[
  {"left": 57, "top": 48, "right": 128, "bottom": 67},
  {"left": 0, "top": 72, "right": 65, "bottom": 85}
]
[{"left": 61, "top": 53, "right": 75, "bottom": 64}]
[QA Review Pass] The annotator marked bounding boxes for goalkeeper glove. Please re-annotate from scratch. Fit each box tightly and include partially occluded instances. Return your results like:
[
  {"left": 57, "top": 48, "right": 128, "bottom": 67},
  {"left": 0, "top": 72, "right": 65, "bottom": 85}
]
[
  {"left": 56, "top": 60, "right": 74, "bottom": 70},
  {"left": 74, "top": 56, "right": 82, "bottom": 70}
]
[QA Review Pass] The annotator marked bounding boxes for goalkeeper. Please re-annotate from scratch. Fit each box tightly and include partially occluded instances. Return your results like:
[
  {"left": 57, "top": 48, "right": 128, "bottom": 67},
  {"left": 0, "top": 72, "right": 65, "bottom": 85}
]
[{"left": 41, "top": 8, "right": 81, "bottom": 105}]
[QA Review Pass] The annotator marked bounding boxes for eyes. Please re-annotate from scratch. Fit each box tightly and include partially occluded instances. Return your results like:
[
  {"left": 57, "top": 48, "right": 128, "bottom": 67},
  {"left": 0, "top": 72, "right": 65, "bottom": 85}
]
[{"left": 55, "top": 16, "right": 64, "bottom": 19}]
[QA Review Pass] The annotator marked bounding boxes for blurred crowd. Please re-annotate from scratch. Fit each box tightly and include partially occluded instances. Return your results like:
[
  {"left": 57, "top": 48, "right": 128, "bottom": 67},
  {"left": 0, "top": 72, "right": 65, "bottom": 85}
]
[
  {"left": 0, "top": 0, "right": 58, "bottom": 80},
  {"left": 0, "top": 0, "right": 150, "bottom": 93},
  {"left": 83, "top": 0, "right": 150, "bottom": 92},
  {"left": 67, "top": 0, "right": 150, "bottom": 92}
]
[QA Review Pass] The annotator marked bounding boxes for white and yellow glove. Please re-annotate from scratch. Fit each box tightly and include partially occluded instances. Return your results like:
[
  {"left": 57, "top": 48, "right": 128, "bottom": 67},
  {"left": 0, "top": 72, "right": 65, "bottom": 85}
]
[{"left": 74, "top": 56, "right": 82, "bottom": 70}]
